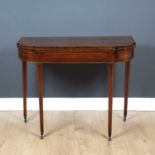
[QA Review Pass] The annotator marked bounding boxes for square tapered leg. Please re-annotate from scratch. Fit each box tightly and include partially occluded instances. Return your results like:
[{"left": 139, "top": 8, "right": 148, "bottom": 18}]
[
  {"left": 108, "top": 64, "right": 114, "bottom": 141},
  {"left": 22, "top": 61, "right": 27, "bottom": 123},
  {"left": 38, "top": 63, "right": 44, "bottom": 139},
  {"left": 124, "top": 61, "right": 130, "bottom": 121}
]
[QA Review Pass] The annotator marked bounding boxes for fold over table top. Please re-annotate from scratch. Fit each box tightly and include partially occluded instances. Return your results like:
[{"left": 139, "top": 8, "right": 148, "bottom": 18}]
[
  {"left": 17, "top": 36, "right": 136, "bottom": 63},
  {"left": 17, "top": 36, "right": 135, "bottom": 49}
]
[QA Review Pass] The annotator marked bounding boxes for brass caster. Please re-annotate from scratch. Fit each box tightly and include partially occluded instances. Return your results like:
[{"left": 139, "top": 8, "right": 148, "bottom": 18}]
[
  {"left": 24, "top": 119, "right": 27, "bottom": 123},
  {"left": 123, "top": 117, "right": 126, "bottom": 122},
  {"left": 108, "top": 136, "right": 111, "bottom": 141},
  {"left": 40, "top": 134, "right": 44, "bottom": 139}
]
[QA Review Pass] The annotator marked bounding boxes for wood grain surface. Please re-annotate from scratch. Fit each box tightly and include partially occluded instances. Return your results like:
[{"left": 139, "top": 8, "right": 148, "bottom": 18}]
[
  {"left": 17, "top": 36, "right": 135, "bottom": 63},
  {"left": 0, "top": 111, "right": 154, "bottom": 155}
]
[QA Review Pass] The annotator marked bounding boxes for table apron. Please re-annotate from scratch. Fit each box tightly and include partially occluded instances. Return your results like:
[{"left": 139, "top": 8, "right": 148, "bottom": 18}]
[{"left": 18, "top": 49, "right": 133, "bottom": 63}]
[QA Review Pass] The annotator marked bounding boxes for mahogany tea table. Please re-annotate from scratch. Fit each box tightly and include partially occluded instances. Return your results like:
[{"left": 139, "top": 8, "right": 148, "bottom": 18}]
[{"left": 17, "top": 36, "right": 136, "bottom": 140}]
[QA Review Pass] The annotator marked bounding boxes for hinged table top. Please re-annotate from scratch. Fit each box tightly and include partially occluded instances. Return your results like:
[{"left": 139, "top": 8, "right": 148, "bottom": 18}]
[
  {"left": 17, "top": 36, "right": 136, "bottom": 63},
  {"left": 17, "top": 36, "right": 135, "bottom": 49}
]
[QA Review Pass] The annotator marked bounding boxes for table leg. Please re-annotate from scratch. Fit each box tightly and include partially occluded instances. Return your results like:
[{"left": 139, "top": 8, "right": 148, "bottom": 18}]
[
  {"left": 108, "top": 64, "right": 114, "bottom": 141},
  {"left": 124, "top": 61, "right": 131, "bottom": 121},
  {"left": 38, "top": 63, "right": 44, "bottom": 139},
  {"left": 22, "top": 61, "right": 27, "bottom": 123}
]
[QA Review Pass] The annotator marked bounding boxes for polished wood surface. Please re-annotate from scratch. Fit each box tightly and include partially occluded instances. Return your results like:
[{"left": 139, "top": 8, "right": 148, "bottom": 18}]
[
  {"left": 17, "top": 36, "right": 135, "bottom": 48},
  {"left": 38, "top": 63, "right": 44, "bottom": 139},
  {"left": 22, "top": 61, "right": 27, "bottom": 123},
  {"left": 17, "top": 36, "right": 135, "bottom": 63},
  {"left": 17, "top": 36, "right": 135, "bottom": 140},
  {"left": 124, "top": 61, "right": 131, "bottom": 121},
  {"left": 108, "top": 64, "right": 114, "bottom": 141},
  {"left": 0, "top": 111, "right": 155, "bottom": 155}
]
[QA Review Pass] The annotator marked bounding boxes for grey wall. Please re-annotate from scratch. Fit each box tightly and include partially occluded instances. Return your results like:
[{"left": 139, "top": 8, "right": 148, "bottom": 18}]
[{"left": 0, "top": 0, "right": 155, "bottom": 97}]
